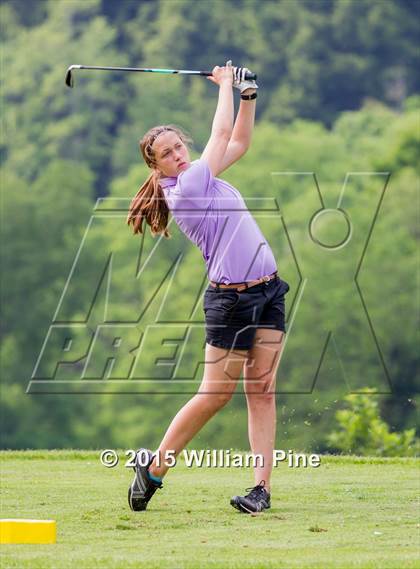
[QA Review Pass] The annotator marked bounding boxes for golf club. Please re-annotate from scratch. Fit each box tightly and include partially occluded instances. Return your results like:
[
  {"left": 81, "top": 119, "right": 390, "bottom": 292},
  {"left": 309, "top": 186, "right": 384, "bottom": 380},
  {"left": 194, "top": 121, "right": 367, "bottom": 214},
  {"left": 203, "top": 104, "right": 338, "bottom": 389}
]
[{"left": 64, "top": 64, "right": 257, "bottom": 88}]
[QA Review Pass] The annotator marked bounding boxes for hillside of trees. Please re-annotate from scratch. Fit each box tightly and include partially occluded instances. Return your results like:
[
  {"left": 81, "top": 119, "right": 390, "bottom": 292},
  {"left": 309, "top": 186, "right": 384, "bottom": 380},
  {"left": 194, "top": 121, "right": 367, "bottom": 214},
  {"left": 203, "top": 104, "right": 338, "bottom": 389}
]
[{"left": 1, "top": 0, "right": 419, "bottom": 451}]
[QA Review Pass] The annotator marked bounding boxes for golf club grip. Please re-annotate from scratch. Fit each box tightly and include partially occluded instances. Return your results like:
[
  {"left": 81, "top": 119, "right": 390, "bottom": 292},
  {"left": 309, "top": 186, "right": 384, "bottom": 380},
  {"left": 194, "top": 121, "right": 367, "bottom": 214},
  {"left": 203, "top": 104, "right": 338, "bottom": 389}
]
[{"left": 203, "top": 70, "right": 257, "bottom": 80}]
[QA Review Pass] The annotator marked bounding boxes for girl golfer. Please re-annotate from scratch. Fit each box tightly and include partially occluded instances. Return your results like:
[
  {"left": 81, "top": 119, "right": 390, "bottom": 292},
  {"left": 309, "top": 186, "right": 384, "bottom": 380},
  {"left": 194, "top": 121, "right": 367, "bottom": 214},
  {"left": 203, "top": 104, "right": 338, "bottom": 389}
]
[{"left": 127, "top": 61, "right": 290, "bottom": 514}]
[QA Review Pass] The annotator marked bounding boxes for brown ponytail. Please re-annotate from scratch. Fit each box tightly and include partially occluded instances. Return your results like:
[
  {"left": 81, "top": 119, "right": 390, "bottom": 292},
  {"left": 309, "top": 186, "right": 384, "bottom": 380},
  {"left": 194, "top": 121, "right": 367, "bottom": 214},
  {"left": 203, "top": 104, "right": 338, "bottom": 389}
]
[{"left": 126, "top": 124, "right": 192, "bottom": 239}]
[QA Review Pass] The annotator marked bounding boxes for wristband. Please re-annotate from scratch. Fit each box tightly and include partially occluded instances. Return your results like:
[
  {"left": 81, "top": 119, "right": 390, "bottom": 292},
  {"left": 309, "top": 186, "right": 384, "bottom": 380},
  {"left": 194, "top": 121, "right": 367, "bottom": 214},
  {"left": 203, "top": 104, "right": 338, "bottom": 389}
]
[{"left": 240, "top": 92, "right": 257, "bottom": 101}]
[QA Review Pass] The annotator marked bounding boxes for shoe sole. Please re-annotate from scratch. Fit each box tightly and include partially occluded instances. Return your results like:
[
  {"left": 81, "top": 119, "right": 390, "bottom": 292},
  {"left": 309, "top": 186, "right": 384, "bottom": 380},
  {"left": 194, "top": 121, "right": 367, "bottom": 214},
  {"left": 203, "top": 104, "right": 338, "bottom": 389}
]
[
  {"left": 128, "top": 483, "right": 148, "bottom": 511},
  {"left": 128, "top": 464, "right": 145, "bottom": 511},
  {"left": 128, "top": 449, "right": 155, "bottom": 512}
]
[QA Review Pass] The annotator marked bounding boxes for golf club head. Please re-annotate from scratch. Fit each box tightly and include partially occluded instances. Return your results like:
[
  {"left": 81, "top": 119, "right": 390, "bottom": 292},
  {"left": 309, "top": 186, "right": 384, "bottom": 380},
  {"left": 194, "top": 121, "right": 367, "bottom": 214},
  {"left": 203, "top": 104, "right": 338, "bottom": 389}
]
[{"left": 65, "top": 67, "right": 74, "bottom": 88}]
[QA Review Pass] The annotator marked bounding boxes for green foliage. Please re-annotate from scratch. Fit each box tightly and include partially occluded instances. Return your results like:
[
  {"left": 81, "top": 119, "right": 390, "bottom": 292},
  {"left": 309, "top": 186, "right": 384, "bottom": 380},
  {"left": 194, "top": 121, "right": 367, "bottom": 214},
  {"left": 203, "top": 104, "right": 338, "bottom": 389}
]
[
  {"left": 327, "top": 391, "right": 419, "bottom": 457},
  {"left": 374, "top": 110, "right": 420, "bottom": 174},
  {"left": 0, "top": 0, "right": 419, "bottom": 450}
]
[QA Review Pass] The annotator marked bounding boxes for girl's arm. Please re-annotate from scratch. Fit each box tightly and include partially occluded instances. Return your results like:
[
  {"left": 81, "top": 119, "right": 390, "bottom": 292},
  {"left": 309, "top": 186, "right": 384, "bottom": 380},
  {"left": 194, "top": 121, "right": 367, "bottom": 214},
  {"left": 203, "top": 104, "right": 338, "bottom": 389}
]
[
  {"left": 230, "top": 87, "right": 257, "bottom": 147},
  {"left": 215, "top": 86, "right": 257, "bottom": 176},
  {"left": 201, "top": 65, "right": 234, "bottom": 177}
]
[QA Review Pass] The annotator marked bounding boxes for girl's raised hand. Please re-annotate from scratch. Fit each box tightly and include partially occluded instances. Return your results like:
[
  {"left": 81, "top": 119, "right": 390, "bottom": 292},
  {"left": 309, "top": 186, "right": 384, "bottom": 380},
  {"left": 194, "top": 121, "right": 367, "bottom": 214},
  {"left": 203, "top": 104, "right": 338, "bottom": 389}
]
[{"left": 207, "top": 60, "right": 234, "bottom": 86}]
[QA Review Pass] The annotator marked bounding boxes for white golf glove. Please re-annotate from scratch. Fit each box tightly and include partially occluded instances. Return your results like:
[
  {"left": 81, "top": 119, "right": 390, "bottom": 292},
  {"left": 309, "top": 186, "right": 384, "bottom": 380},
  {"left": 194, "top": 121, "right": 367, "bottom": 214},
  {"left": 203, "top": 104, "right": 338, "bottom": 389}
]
[{"left": 232, "top": 65, "right": 258, "bottom": 93}]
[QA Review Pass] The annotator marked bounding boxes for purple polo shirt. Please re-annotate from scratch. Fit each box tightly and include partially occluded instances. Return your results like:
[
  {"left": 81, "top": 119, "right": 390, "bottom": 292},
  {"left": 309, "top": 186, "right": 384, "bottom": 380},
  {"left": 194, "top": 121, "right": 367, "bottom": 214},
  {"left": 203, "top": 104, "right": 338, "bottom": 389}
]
[{"left": 160, "top": 159, "right": 277, "bottom": 284}]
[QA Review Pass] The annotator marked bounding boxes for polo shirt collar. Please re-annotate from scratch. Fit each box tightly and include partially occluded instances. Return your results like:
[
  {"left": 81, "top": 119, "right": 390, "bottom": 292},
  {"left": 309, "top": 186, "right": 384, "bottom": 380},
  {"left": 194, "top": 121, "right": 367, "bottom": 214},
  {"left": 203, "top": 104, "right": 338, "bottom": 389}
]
[{"left": 160, "top": 176, "right": 178, "bottom": 189}]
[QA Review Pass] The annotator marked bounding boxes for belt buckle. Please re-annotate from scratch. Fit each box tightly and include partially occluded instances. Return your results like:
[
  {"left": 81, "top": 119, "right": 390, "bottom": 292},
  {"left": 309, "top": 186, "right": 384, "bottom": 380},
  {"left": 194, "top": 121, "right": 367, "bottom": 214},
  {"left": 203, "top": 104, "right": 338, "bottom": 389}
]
[{"left": 262, "top": 275, "right": 270, "bottom": 282}]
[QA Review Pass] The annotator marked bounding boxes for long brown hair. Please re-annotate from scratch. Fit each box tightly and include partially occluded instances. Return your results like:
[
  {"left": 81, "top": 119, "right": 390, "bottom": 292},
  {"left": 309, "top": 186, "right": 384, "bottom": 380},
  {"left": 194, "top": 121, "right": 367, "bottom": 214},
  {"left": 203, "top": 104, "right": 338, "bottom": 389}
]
[{"left": 126, "top": 125, "right": 193, "bottom": 238}]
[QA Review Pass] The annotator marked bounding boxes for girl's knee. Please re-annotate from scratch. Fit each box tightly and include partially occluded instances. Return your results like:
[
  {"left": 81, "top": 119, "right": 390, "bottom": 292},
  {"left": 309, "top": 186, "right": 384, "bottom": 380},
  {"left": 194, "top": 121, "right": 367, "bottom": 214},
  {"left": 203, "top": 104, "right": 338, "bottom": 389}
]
[
  {"left": 244, "top": 378, "right": 276, "bottom": 401},
  {"left": 201, "top": 391, "right": 233, "bottom": 411}
]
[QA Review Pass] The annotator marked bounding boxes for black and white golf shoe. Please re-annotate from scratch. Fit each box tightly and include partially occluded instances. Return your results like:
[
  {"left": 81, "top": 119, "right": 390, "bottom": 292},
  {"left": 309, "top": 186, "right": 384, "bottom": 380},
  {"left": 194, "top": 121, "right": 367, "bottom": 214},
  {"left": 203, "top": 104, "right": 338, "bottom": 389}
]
[
  {"left": 128, "top": 448, "right": 162, "bottom": 511},
  {"left": 230, "top": 480, "right": 271, "bottom": 514}
]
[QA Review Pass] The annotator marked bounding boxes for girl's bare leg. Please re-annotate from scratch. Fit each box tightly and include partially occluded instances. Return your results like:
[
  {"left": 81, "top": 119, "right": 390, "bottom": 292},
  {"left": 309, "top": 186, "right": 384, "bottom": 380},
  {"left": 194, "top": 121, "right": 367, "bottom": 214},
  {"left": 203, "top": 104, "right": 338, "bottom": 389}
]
[
  {"left": 148, "top": 343, "right": 249, "bottom": 479},
  {"left": 243, "top": 329, "right": 285, "bottom": 492}
]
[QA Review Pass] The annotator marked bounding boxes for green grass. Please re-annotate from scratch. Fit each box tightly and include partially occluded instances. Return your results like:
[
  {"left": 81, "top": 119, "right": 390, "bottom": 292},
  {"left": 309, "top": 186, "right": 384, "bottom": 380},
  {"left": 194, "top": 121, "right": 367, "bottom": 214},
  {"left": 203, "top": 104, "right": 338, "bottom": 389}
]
[{"left": 1, "top": 451, "right": 419, "bottom": 568}]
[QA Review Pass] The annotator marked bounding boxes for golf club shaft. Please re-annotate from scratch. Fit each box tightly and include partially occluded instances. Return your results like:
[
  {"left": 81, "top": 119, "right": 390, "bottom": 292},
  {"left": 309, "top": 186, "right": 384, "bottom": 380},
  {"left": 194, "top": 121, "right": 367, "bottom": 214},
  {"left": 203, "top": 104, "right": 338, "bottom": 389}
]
[{"left": 65, "top": 64, "right": 257, "bottom": 87}]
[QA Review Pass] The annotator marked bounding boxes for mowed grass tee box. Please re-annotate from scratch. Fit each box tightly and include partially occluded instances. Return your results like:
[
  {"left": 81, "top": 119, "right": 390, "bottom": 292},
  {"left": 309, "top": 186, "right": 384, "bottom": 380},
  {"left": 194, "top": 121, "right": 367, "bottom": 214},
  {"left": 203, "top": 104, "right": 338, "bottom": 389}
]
[{"left": 0, "top": 451, "right": 419, "bottom": 569}]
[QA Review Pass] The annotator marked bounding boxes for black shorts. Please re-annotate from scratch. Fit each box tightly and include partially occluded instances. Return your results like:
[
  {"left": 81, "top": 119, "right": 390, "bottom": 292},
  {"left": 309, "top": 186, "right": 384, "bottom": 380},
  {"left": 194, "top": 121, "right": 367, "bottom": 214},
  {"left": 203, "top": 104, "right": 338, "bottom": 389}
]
[{"left": 203, "top": 276, "right": 290, "bottom": 351}]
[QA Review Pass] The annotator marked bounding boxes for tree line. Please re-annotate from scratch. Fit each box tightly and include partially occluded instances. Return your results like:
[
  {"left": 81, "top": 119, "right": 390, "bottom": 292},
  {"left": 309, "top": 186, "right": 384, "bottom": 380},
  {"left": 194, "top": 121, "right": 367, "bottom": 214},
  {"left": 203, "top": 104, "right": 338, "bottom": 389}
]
[{"left": 1, "top": 0, "right": 418, "bottom": 451}]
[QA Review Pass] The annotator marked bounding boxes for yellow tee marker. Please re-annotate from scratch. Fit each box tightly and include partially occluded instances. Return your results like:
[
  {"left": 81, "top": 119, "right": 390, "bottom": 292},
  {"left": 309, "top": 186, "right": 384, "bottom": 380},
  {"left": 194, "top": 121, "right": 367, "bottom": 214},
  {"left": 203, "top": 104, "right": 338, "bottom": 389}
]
[{"left": 0, "top": 519, "right": 56, "bottom": 544}]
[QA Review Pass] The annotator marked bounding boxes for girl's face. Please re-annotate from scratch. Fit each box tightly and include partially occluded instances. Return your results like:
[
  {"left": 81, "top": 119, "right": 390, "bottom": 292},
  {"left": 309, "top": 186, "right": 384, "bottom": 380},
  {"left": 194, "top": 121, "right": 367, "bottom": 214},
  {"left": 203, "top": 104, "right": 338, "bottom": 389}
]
[{"left": 152, "top": 131, "right": 191, "bottom": 177}]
